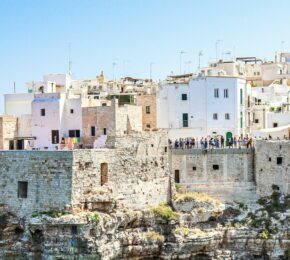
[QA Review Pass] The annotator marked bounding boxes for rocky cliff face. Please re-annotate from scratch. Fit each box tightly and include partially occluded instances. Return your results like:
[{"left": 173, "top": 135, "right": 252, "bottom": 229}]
[{"left": 0, "top": 192, "right": 289, "bottom": 260}]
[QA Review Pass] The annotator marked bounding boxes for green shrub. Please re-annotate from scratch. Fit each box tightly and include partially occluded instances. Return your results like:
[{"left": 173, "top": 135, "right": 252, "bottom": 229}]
[
  {"left": 238, "top": 203, "right": 248, "bottom": 211},
  {"left": 175, "top": 183, "right": 182, "bottom": 192},
  {"left": 91, "top": 213, "right": 100, "bottom": 224},
  {"left": 258, "top": 229, "right": 270, "bottom": 239},
  {"left": 32, "top": 210, "right": 62, "bottom": 218},
  {"left": 174, "top": 191, "right": 220, "bottom": 205},
  {"left": 149, "top": 203, "right": 178, "bottom": 221},
  {"left": 145, "top": 231, "right": 165, "bottom": 243}
]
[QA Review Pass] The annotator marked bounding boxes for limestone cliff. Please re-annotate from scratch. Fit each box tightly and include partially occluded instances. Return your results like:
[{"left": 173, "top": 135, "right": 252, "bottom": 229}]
[{"left": 0, "top": 191, "right": 289, "bottom": 260}]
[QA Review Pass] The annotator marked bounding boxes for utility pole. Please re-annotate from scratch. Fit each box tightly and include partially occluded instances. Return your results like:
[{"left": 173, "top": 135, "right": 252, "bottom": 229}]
[
  {"left": 68, "top": 43, "right": 72, "bottom": 76},
  {"left": 281, "top": 40, "right": 285, "bottom": 53},
  {"left": 215, "top": 40, "right": 221, "bottom": 61},
  {"left": 149, "top": 62, "right": 155, "bottom": 80},
  {"left": 179, "top": 51, "right": 186, "bottom": 74},
  {"left": 198, "top": 51, "right": 203, "bottom": 68},
  {"left": 112, "top": 61, "right": 117, "bottom": 81}
]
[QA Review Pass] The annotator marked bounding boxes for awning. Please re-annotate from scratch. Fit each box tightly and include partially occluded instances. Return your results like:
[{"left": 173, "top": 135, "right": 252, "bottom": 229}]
[{"left": 5, "top": 137, "right": 36, "bottom": 141}]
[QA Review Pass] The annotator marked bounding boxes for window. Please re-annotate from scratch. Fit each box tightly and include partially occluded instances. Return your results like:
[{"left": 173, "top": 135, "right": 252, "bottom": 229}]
[
  {"left": 277, "top": 157, "right": 283, "bottom": 165},
  {"left": 146, "top": 124, "right": 151, "bottom": 128},
  {"left": 51, "top": 130, "right": 59, "bottom": 144},
  {"left": 240, "top": 89, "right": 243, "bottom": 105},
  {"left": 103, "top": 128, "right": 107, "bottom": 135},
  {"left": 9, "top": 140, "right": 14, "bottom": 150},
  {"left": 100, "top": 163, "right": 108, "bottom": 186},
  {"left": 18, "top": 181, "right": 28, "bottom": 198},
  {"left": 174, "top": 170, "right": 180, "bottom": 183},
  {"left": 40, "top": 109, "right": 45, "bottom": 116},
  {"left": 255, "top": 119, "right": 259, "bottom": 124},
  {"left": 91, "top": 126, "right": 96, "bottom": 137},
  {"left": 192, "top": 166, "right": 197, "bottom": 171},
  {"left": 225, "top": 113, "right": 230, "bottom": 120},
  {"left": 240, "top": 112, "right": 243, "bottom": 128},
  {"left": 102, "top": 103, "right": 107, "bottom": 106},
  {"left": 70, "top": 109, "right": 74, "bottom": 114},
  {"left": 71, "top": 225, "right": 78, "bottom": 235},
  {"left": 224, "top": 89, "right": 229, "bottom": 98},
  {"left": 269, "top": 157, "right": 271, "bottom": 162},
  {"left": 164, "top": 147, "right": 167, "bottom": 153},
  {"left": 69, "top": 130, "right": 80, "bottom": 138},
  {"left": 214, "top": 89, "right": 219, "bottom": 98},
  {"left": 273, "top": 122, "right": 278, "bottom": 128},
  {"left": 181, "top": 94, "right": 187, "bottom": 100},
  {"left": 146, "top": 106, "right": 151, "bottom": 114},
  {"left": 213, "top": 165, "right": 219, "bottom": 170},
  {"left": 213, "top": 113, "right": 218, "bottom": 120},
  {"left": 182, "top": 113, "right": 188, "bottom": 127}
]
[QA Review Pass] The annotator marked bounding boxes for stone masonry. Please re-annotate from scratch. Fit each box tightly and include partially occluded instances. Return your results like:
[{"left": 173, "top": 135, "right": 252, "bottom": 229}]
[
  {"left": 136, "top": 94, "right": 157, "bottom": 130},
  {"left": 0, "top": 132, "right": 170, "bottom": 217},
  {"left": 82, "top": 99, "right": 142, "bottom": 148},
  {"left": 171, "top": 148, "right": 258, "bottom": 203},
  {"left": 0, "top": 115, "right": 17, "bottom": 150},
  {"left": 255, "top": 140, "right": 290, "bottom": 196}
]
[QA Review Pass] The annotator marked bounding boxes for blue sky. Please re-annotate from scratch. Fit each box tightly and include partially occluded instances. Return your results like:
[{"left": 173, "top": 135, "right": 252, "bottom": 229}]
[{"left": 0, "top": 0, "right": 290, "bottom": 112}]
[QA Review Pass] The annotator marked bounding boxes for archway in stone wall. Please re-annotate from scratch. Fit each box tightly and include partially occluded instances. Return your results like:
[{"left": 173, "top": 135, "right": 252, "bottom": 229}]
[{"left": 100, "top": 163, "right": 108, "bottom": 186}]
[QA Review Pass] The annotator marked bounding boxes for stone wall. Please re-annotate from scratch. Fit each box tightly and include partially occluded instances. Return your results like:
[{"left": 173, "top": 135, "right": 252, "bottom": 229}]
[
  {"left": 72, "top": 132, "right": 170, "bottom": 210},
  {"left": 255, "top": 140, "right": 290, "bottom": 196},
  {"left": 82, "top": 104, "right": 115, "bottom": 147},
  {"left": 0, "top": 132, "right": 170, "bottom": 216},
  {"left": 0, "top": 116, "right": 17, "bottom": 150},
  {"left": 0, "top": 151, "right": 73, "bottom": 217},
  {"left": 136, "top": 94, "right": 157, "bottom": 130},
  {"left": 170, "top": 148, "right": 257, "bottom": 203},
  {"left": 82, "top": 100, "right": 142, "bottom": 148}
]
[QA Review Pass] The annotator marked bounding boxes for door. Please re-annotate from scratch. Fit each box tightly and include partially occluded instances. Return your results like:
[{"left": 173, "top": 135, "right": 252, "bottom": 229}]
[
  {"left": 17, "top": 140, "right": 24, "bottom": 150},
  {"left": 174, "top": 170, "right": 180, "bottom": 183},
  {"left": 226, "top": 132, "right": 232, "bottom": 146},
  {"left": 51, "top": 130, "right": 59, "bottom": 144},
  {"left": 100, "top": 163, "right": 108, "bottom": 186}
]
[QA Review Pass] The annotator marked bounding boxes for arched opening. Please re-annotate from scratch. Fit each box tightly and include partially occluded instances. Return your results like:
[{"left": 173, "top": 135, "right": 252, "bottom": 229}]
[{"left": 100, "top": 163, "right": 108, "bottom": 186}]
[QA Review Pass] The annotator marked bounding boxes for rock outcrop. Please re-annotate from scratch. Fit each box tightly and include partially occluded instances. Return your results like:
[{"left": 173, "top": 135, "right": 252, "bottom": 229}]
[{"left": 0, "top": 192, "right": 289, "bottom": 259}]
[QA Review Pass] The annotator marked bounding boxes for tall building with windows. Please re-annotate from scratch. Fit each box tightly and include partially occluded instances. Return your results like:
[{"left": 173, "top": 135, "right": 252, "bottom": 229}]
[{"left": 157, "top": 76, "right": 251, "bottom": 139}]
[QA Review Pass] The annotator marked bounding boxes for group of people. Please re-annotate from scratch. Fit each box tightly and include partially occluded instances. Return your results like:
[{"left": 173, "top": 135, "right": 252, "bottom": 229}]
[{"left": 169, "top": 135, "right": 254, "bottom": 150}]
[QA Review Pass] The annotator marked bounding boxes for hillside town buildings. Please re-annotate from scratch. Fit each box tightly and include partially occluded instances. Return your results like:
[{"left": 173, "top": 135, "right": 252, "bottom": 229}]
[{"left": 0, "top": 51, "right": 289, "bottom": 151}]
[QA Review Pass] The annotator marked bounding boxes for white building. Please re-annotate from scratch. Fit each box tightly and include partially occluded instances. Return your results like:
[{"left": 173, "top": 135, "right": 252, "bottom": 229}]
[
  {"left": 31, "top": 93, "right": 82, "bottom": 150},
  {"left": 26, "top": 74, "right": 71, "bottom": 93},
  {"left": 157, "top": 76, "right": 250, "bottom": 140},
  {"left": 251, "top": 80, "right": 290, "bottom": 138},
  {"left": 4, "top": 93, "right": 34, "bottom": 116}
]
